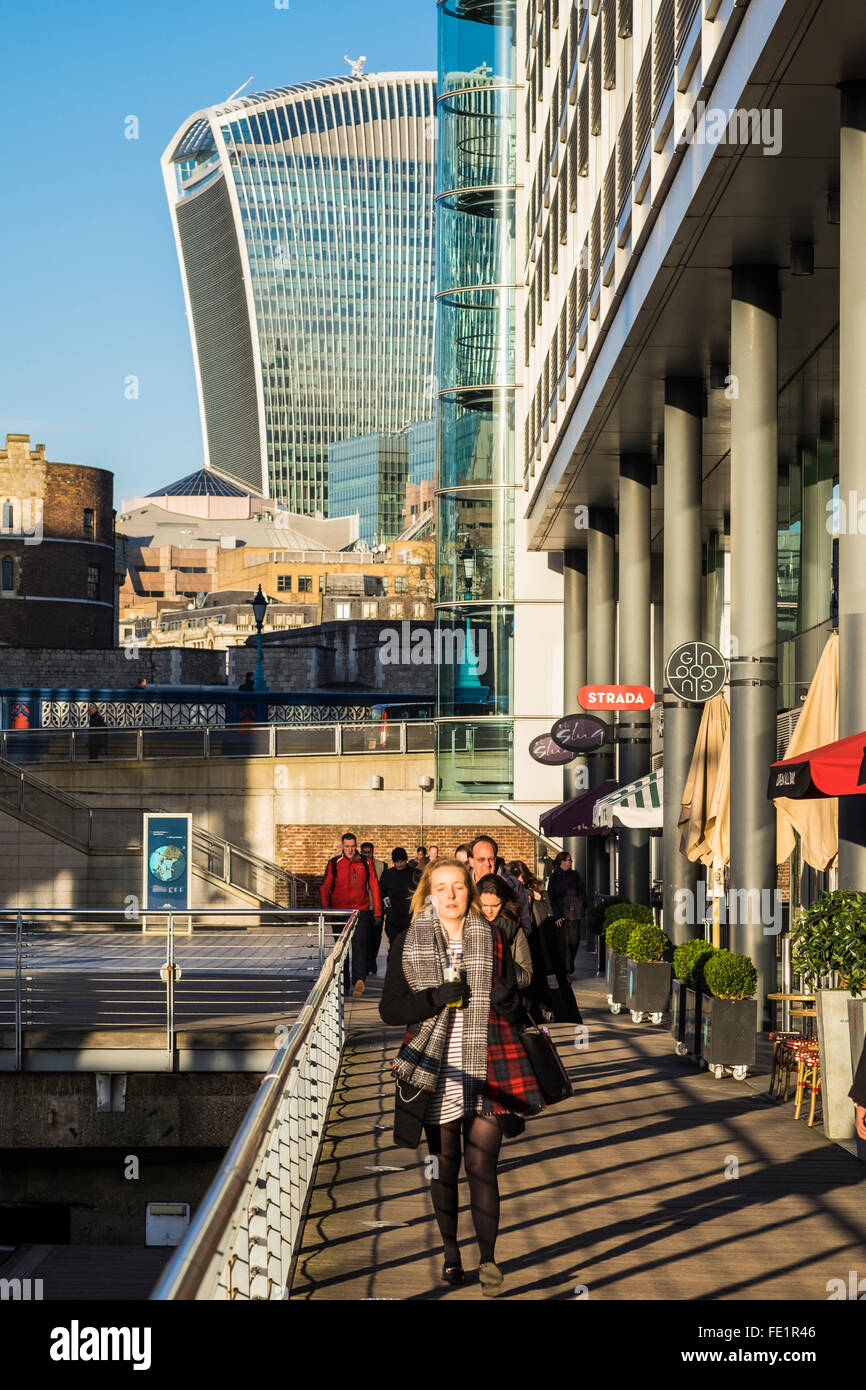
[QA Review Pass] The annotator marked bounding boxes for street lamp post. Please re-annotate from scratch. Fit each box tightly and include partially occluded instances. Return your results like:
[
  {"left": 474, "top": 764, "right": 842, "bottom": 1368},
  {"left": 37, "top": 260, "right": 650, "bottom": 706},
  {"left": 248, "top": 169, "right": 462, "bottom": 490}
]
[
  {"left": 251, "top": 585, "right": 269, "bottom": 693},
  {"left": 419, "top": 775, "right": 434, "bottom": 843},
  {"left": 453, "top": 540, "right": 486, "bottom": 703}
]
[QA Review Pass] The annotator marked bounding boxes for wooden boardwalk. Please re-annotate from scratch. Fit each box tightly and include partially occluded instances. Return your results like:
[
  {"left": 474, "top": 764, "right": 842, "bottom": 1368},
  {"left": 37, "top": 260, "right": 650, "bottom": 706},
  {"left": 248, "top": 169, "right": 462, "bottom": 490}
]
[{"left": 292, "top": 949, "right": 866, "bottom": 1301}]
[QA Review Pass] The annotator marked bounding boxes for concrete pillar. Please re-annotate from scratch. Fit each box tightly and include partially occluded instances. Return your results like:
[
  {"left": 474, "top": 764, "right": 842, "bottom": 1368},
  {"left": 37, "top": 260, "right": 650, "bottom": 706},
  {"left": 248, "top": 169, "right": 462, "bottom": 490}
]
[
  {"left": 563, "top": 549, "right": 588, "bottom": 885},
  {"left": 586, "top": 509, "right": 616, "bottom": 902},
  {"left": 663, "top": 380, "right": 703, "bottom": 944},
  {"left": 702, "top": 530, "right": 723, "bottom": 648},
  {"left": 617, "top": 456, "right": 652, "bottom": 905},
  {"left": 729, "top": 266, "right": 780, "bottom": 1024},
  {"left": 838, "top": 83, "right": 866, "bottom": 887}
]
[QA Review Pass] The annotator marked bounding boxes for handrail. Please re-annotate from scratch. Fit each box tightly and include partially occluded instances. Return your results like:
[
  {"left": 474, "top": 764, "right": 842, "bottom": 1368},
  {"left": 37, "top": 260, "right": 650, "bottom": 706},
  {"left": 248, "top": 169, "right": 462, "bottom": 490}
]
[{"left": 151, "top": 912, "right": 357, "bottom": 1301}]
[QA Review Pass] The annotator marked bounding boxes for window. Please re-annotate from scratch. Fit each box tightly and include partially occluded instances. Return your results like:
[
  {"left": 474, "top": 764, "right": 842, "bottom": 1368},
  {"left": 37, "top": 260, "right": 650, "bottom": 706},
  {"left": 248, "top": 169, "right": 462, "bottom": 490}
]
[
  {"left": 394, "top": 576, "right": 409, "bottom": 593},
  {"left": 318, "top": 574, "right": 325, "bottom": 592},
  {"left": 389, "top": 602, "right": 403, "bottom": 619},
  {"left": 413, "top": 602, "right": 427, "bottom": 619},
  {"left": 277, "top": 575, "right": 292, "bottom": 591},
  {"left": 2, "top": 502, "right": 13, "bottom": 530},
  {"left": 83, "top": 508, "right": 94, "bottom": 540},
  {"left": 297, "top": 576, "right": 312, "bottom": 593},
  {"left": 335, "top": 602, "right": 351, "bottom": 620},
  {"left": 1, "top": 556, "right": 13, "bottom": 590},
  {"left": 362, "top": 601, "right": 377, "bottom": 619},
  {"left": 87, "top": 564, "right": 100, "bottom": 600}
]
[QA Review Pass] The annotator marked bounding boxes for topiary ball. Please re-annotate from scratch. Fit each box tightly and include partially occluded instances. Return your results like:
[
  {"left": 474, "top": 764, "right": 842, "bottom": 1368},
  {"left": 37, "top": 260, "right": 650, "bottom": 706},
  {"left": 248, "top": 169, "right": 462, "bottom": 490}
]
[
  {"left": 703, "top": 949, "right": 758, "bottom": 1000},
  {"left": 605, "top": 919, "right": 634, "bottom": 954},
  {"left": 626, "top": 922, "right": 672, "bottom": 963},
  {"left": 672, "top": 937, "right": 716, "bottom": 988}
]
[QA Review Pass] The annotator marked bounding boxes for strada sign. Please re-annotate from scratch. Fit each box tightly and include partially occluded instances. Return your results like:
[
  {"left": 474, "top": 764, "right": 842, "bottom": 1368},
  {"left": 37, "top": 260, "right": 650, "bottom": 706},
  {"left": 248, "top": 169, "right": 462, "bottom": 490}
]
[{"left": 577, "top": 684, "right": 655, "bottom": 711}]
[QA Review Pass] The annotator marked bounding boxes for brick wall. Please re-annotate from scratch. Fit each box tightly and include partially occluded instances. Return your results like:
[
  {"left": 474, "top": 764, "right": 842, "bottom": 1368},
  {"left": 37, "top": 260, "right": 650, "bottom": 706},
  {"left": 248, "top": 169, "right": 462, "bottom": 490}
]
[{"left": 277, "top": 822, "right": 537, "bottom": 905}]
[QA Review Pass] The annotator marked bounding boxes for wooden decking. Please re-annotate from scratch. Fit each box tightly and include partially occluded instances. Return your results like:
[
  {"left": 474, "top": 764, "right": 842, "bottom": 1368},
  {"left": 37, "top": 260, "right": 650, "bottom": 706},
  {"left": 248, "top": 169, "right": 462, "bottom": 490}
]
[{"left": 291, "top": 950, "right": 866, "bottom": 1300}]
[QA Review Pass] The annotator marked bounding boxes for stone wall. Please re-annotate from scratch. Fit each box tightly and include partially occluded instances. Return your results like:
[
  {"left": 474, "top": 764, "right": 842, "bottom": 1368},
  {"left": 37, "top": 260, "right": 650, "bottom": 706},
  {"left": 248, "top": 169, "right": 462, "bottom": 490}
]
[
  {"left": 228, "top": 620, "right": 435, "bottom": 695},
  {"left": 0, "top": 647, "right": 225, "bottom": 689}
]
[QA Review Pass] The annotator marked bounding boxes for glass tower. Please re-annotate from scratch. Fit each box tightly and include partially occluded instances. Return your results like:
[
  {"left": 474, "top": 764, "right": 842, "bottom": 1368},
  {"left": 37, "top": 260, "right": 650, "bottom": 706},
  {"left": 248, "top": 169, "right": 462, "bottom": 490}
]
[
  {"left": 328, "top": 429, "right": 410, "bottom": 546},
  {"left": 162, "top": 73, "right": 437, "bottom": 515},
  {"left": 436, "top": 1, "right": 518, "bottom": 799}
]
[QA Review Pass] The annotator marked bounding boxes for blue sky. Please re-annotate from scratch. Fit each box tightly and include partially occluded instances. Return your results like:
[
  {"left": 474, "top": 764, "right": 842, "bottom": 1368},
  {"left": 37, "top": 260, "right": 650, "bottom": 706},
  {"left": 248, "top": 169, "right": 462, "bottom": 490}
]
[{"left": 0, "top": 0, "right": 435, "bottom": 507}]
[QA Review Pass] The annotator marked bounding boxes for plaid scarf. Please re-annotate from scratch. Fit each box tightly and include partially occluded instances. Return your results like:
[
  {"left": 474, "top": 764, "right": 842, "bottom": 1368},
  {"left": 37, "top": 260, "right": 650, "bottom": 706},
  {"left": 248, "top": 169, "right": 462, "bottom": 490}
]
[{"left": 393, "top": 911, "right": 546, "bottom": 1118}]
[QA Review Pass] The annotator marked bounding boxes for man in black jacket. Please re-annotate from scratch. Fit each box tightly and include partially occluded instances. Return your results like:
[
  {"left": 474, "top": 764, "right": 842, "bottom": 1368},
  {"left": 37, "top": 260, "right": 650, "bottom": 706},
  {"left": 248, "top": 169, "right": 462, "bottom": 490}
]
[{"left": 378, "top": 847, "right": 417, "bottom": 950}]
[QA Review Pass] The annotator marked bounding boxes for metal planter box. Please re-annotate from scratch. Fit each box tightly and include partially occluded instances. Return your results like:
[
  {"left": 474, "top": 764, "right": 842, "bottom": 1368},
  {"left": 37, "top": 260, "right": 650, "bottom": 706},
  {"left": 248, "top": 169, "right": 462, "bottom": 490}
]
[
  {"left": 683, "top": 987, "right": 704, "bottom": 1057},
  {"left": 627, "top": 960, "right": 672, "bottom": 1017},
  {"left": 670, "top": 978, "right": 688, "bottom": 1042},
  {"left": 816, "top": 988, "right": 856, "bottom": 1141},
  {"left": 605, "top": 951, "right": 630, "bottom": 1012},
  {"left": 701, "top": 996, "right": 757, "bottom": 1074}
]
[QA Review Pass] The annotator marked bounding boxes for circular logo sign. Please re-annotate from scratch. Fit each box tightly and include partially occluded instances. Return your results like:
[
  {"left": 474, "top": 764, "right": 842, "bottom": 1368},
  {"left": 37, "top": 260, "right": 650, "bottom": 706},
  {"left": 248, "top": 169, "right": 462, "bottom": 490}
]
[
  {"left": 551, "top": 713, "right": 610, "bottom": 752},
  {"left": 665, "top": 641, "right": 728, "bottom": 703},
  {"left": 529, "top": 734, "right": 577, "bottom": 766}
]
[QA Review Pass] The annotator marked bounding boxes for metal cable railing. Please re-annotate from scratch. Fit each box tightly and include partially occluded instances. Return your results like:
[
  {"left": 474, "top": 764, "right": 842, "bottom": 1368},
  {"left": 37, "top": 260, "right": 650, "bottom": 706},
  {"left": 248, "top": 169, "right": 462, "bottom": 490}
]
[
  {"left": 151, "top": 914, "right": 357, "bottom": 1299},
  {"left": 0, "top": 908, "right": 353, "bottom": 1073}
]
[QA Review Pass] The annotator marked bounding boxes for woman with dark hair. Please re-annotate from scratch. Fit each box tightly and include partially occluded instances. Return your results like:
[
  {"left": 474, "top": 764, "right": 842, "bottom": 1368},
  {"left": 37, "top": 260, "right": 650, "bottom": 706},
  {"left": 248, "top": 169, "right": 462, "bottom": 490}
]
[
  {"left": 475, "top": 873, "right": 532, "bottom": 988},
  {"left": 548, "top": 850, "right": 587, "bottom": 976},
  {"left": 379, "top": 857, "right": 546, "bottom": 1294},
  {"left": 507, "top": 860, "right": 582, "bottom": 1025}
]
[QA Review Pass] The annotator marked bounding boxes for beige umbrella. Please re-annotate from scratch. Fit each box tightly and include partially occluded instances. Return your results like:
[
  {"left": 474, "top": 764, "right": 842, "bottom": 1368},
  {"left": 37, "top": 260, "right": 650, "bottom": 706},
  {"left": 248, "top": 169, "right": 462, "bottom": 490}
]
[
  {"left": 775, "top": 631, "right": 839, "bottom": 870},
  {"left": 678, "top": 693, "right": 730, "bottom": 865},
  {"left": 678, "top": 693, "right": 730, "bottom": 947}
]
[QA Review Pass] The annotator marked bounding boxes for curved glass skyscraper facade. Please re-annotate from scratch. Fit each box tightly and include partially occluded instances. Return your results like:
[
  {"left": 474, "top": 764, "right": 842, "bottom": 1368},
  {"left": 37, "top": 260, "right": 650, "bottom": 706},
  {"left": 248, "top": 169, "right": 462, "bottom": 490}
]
[
  {"left": 162, "top": 73, "right": 436, "bottom": 514},
  {"left": 436, "top": 1, "right": 518, "bottom": 799}
]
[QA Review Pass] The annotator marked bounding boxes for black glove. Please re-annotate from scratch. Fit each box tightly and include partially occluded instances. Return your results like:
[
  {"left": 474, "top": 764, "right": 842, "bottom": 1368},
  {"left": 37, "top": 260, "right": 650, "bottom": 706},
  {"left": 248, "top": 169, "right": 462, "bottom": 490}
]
[{"left": 429, "top": 981, "right": 468, "bottom": 1009}]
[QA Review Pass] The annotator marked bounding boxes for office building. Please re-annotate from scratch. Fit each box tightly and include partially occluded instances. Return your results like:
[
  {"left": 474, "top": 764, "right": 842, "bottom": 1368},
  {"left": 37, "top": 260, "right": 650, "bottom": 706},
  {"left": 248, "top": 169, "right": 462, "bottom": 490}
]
[
  {"left": 162, "top": 70, "right": 437, "bottom": 515},
  {"left": 328, "top": 429, "right": 410, "bottom": 545}
]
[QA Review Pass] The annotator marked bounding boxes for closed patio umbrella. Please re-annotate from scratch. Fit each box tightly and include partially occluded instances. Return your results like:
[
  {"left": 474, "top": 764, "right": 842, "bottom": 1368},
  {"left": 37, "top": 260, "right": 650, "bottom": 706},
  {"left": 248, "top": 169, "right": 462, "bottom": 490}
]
[
  {"left": 774, "top": 631, "right": 839, "bottom": 870},
  {"left": 677, "top": 693, "right": 730, "bottom": 866}
]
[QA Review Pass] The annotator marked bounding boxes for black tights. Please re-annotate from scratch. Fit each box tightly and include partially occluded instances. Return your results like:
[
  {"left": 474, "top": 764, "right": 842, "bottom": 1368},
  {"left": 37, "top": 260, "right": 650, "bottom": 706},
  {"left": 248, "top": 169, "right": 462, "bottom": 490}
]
[{"left": 423, "top": 1115, "right": 503, "bottom": 1267}]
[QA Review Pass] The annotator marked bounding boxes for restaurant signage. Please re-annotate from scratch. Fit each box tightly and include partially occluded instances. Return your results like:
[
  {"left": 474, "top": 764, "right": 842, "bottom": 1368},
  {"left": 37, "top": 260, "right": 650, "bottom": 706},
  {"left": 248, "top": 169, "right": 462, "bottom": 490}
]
[
  {"left": 577, "top": 684, "right": 655, "bottom": 711},
  {"left": 529, "top": 734, "right": 578, "bottom": 766},
  {"left": 551, "top": 712, "right": 611, "bottom": 751},
  {"left": 665, "top": 641, "right": 727, "bottom": 703}
]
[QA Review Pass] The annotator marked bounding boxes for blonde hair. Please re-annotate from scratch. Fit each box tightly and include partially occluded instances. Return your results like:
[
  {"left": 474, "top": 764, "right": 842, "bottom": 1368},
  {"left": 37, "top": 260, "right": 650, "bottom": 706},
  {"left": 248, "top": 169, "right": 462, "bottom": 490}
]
[{"left": 410, "top": 857, "right": 482, "bottom": 921}]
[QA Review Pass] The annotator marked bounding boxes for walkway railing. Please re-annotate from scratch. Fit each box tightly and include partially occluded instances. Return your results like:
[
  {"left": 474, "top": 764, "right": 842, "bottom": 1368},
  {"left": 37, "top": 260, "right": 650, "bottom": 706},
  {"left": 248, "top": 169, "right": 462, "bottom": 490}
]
[
  {"left": 0, "top": 908, "right": 354, "bottom": 1073},
  {"left": 0, "top": 721, "right": 435, "bottom": 765},
  {"left": 151, "top": 917, "right": 355, "bottom": 1299}
]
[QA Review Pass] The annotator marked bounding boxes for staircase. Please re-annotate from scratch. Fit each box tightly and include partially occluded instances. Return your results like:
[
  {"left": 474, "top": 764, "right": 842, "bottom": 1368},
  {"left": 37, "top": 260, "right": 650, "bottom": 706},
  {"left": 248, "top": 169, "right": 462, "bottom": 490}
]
[{"left": 0, "top": 757, "right": 301, "bottom": 909}]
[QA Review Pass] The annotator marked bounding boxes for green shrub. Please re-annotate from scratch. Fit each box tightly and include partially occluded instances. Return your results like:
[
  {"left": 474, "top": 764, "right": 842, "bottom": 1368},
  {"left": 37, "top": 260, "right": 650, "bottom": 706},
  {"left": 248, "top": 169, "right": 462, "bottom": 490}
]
[
  {"left": 627, "top": 923, "right": 672, "bottom": 963},
  {"left": 602, "top": 901, "right": 653, "bottom": 929},
  {"left": 703, "top": 949, "right": 758, "bottom": 1001},
  {"left": 605, "top": 919, "right": 634, "bottom": 954},
  {"left": 672, "top": 938, "right": 716, "bottom": 989},
  {"left": 791, "top": 890, "right": 866, "bottom": 998}
]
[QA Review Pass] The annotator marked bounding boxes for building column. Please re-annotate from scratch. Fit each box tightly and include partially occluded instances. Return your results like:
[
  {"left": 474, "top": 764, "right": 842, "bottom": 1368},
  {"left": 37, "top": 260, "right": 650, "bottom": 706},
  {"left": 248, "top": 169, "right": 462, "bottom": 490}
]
[
  {"left": 563, "top": 549, "right": 588, "bottom": 885},
  {"left": 663, "top": 380, "right": 703, "bottom": 943},
  {"left": 586, "top": 509, "right": 616, "bottom": 901},
  {"left": 839, "top": 82, "right": 866, "bottom": 886},
  {"left": 618, "top": 456, "right": 652, "bottom": 905},
  {"left": 729, "top": 266, "right": 780, "bottom": 1023}
]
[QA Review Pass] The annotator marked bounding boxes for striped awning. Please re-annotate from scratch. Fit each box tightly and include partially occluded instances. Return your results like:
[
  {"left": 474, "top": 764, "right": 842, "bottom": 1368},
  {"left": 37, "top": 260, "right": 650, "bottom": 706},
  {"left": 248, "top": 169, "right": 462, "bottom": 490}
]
[{"left": 593, "top": 769, "right": 664, "bottom": 828}]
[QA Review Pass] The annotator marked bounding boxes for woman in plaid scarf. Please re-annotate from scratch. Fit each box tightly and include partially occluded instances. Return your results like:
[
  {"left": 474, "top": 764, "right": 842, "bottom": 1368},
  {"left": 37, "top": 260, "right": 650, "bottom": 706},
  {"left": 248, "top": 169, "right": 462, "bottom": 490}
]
[{"left": 379, "top": 857, "right": 546, "bottom": 1296}]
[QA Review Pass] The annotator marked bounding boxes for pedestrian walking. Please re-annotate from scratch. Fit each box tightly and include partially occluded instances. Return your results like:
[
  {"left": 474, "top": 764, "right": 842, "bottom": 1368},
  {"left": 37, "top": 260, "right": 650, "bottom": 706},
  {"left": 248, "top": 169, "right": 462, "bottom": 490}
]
[
  {"left": 428, "top": 844, "right": 439, "bottom": 862},
  {"left": 379, "top": 858, "right": 547, "bottom": 1294},
  {"left": 379, "top": 847, "right": 415, "bottom": 950},
  {"left": 320, "top": 832, "right": 382, "bottom": 997},
  {"left": 507, "top": 860, "right": 581, "bottom": 1024},
  {"left": 468, "top": 835, "right": 532, "bottom": 934},
  {"left": 851, "top": 1036, "right": 866, "bottom": 1141},
  {"left": 87, "top": 703, "right": 108, "bottom": 761},
  {"left": 238, "top": 672, "right": 255, "bottom": 691},
  {"left": 547, "top": 850, "right": 587, "bottom": 975},
  {"left": 475, "top": 874, "right": 532, "bottom": 988},
  {"left": 415, "top": 846, "right": 429, "bottom": 870},
  {"left": 360, "top": 840, "right": 387, "bottom": 973},
  {"left": 454, "top": 844, "right": 471, "bottom": 864}
]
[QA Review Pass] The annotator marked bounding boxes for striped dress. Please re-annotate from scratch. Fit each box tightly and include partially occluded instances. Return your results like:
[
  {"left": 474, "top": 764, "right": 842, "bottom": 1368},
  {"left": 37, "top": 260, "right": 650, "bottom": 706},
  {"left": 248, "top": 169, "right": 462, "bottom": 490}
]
[{"left": 425, "top": 937, "right": 466, "bottom": 1124}]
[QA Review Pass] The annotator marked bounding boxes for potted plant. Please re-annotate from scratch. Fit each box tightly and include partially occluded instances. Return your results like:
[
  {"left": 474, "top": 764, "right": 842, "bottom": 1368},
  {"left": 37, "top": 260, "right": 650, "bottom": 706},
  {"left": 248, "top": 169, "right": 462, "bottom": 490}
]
[
  {"left": 605, "top": 920, "right": 633, "bottom": 1015},
  {"left": 791, "top": 890, "right": 866, "bottom": 1141},
  {"left": 701, "top": 949, "right": 758, "bottom": 1080},
  {"left": 603, "top": 902, "right": 653, "bottom": 929},
  {"left": 626, "top": 923, "right": 673, "bottom": 1024},
  {"left": 671, "top": 938, "right": 715, "bottom": 1057}
]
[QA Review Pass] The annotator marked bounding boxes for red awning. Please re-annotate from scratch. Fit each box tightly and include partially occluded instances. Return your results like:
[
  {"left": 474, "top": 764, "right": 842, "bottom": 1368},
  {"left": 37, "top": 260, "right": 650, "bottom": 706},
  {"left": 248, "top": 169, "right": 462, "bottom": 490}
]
[
  {"left": 768, "top": 728, "right": 866, "bottom": 800},
  {"left": 539, "top": 781, "right": 618, "bottom": 837}
]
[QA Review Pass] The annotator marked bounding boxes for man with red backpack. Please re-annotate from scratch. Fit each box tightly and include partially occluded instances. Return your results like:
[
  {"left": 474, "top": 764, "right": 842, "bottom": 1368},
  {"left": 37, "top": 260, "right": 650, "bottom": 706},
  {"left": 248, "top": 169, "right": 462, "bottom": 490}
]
[{"left": 320, "top": 831, "right": 382, "bottom": 997}]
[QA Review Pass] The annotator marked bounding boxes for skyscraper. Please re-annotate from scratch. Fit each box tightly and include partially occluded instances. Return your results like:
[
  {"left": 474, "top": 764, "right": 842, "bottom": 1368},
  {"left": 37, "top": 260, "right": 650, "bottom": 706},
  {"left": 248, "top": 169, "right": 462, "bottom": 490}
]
[{"left": 162, "top": 70, "right": 437, "bottom": 514}]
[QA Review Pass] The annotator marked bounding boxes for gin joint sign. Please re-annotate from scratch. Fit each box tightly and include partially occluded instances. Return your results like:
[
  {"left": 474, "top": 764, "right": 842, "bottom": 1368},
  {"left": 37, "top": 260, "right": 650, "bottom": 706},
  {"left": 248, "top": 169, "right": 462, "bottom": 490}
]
[{"left": 665, "top": 641, "right": 728, "bottom": 703}]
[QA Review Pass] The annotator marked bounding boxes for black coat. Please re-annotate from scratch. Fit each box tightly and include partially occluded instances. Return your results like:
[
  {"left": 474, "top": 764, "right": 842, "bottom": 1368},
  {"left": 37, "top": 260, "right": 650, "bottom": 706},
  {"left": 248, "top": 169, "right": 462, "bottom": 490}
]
[{"left": 850, "top": 1038, "right": 866, "bottom": 1108}]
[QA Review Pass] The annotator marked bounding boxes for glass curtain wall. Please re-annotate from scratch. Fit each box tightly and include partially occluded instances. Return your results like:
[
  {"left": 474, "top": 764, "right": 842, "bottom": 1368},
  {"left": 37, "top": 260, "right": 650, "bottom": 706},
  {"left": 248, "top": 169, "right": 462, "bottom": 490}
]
[{"left": 436, "top": 0, "right": 518, "bottom": 800}]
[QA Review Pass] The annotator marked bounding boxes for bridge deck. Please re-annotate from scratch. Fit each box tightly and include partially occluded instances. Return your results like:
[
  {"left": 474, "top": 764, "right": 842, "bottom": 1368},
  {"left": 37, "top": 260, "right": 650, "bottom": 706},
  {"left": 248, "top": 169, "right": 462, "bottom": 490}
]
[{"left": 291, "top": 951, "right": 866, "bottom": 1301}]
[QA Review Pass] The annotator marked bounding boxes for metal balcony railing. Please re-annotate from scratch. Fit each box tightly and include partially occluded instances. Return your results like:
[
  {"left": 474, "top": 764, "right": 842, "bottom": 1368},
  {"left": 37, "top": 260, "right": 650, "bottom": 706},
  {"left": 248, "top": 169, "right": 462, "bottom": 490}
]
[{"left": 151, "top": 916, "right": 356, "bottom": 1299}]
